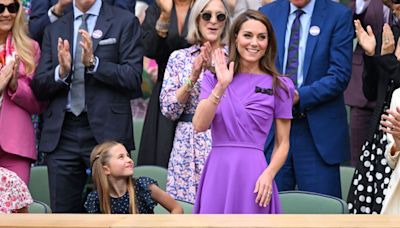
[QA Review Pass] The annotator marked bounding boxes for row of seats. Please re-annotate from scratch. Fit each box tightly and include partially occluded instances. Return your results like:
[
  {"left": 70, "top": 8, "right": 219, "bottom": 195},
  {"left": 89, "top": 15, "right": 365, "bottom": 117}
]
[
  {"left": 28, "top": 165, "right": 355, "bottom": 214},
  {"left": 130, "top": 116, "right": 357, "bottom": 199}
]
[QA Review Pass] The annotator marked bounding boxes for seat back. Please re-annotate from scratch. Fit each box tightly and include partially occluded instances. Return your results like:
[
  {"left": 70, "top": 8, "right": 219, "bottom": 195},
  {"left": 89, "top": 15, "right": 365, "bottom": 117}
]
[
  {"left": 131, "top": 118, "right": 144, "bottom": 165},
  {"left": 279, "top": 190, "right": 349, "bottom": 214},
  {"left": 28, "top": 200, "right": 52, "bottom": 213},
  {"left": 28, "top": 166, "right": 51, "bottom": 207},
  {"left": 133, "top": 165, "right": 168, "bottom": 191},
  {"left": 154, "top": 200, "right": 193, "bottom": 214},
  {"left": 340, "top": 166, "right": 355, "bottom": 201}
]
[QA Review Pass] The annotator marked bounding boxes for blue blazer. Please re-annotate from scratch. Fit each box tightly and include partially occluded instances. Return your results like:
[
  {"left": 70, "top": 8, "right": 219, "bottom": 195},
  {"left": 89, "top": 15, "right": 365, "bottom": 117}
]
[
  {"left": 260, "top": 0, "right": 353, "bottom": 164},
  {"left": 29, "top": 0, "right": 136, "bottom": 44},
  {"left": 31, "top": 2, "right": 143, "bottom": 152}
]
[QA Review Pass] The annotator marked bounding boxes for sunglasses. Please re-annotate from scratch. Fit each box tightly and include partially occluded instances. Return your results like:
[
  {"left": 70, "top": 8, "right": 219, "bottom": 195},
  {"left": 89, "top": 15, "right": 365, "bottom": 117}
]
[
  {"left": 200, "top": 12, "right": 226, "bottom": 22},
  {"left": 0, "top": 2, "right": 19, "bottom": 14}
]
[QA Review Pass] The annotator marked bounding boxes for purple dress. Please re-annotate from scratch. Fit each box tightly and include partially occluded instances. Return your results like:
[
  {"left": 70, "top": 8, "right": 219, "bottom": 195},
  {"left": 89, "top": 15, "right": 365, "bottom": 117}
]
[{"left": 193, "top": 71, "right": 294, "bottom": 214}]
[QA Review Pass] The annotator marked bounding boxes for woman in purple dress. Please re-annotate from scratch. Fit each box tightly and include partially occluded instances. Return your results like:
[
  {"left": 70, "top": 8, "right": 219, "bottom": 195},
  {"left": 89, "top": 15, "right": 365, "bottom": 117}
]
[{"left": 193, "top": 10, "right": 294, "bottom": 214}]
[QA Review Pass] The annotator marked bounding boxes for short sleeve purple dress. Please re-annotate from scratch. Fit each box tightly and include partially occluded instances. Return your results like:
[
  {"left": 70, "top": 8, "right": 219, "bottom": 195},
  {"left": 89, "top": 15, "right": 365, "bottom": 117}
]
[{"left": 193, "top": 70, "right": 294, "bottom": 214}]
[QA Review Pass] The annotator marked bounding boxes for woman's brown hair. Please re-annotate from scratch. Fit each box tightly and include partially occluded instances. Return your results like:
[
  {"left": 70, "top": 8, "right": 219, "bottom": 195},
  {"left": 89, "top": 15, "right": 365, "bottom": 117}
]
[{"left": 228, "top": 10, "right": 288, "bottom": 94}]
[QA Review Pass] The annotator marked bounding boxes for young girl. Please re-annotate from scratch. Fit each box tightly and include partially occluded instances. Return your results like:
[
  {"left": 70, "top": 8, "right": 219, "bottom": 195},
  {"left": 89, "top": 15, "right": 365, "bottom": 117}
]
[{"left": 84, "top": 141, "right": 183, "bottom": 214}]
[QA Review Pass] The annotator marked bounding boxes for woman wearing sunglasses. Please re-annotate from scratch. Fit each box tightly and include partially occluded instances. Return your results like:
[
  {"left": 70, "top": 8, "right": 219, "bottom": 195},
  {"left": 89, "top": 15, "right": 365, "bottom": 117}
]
[
  {"left": 193, "top": 10, "right": 293, "bottom": 214},
  {"left": 160, "top": 0, "right": 230, "bottom": 204},
  {"left": 0, "top": 0, "right": 42, "bottom": 184}
]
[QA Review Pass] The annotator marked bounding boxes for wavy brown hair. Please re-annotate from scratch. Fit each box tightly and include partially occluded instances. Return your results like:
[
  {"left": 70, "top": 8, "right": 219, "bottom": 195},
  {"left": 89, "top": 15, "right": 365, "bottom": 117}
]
[
  {"left": 90, "top": 141, "right": 136, "bottom": 214},
  {"left": 228, "top": 10, "right": 287, "bottom": 94}
]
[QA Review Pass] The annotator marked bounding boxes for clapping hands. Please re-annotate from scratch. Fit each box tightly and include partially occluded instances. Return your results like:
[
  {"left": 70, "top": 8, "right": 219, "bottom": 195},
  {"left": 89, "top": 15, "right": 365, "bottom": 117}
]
[
  {"left": 0, "top": 58, "right": 18, "bottom": 93},
  {"left": 381, "top": 107, "right": 400, "bottom": 151},
  {"left": 354, "top": 19, "right": 400, "bottom": 58},
  {"left": 191, "top": 42, "right": 212, "bottom": 82},
  {"left": 354, "top": 19, "right": 376, "bottom": 56}
]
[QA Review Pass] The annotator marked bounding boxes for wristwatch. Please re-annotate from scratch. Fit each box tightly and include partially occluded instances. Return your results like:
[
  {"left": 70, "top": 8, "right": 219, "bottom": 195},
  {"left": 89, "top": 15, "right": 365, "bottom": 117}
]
[{"left": 87, "top": 55, "right": 97, "bottom": 71}]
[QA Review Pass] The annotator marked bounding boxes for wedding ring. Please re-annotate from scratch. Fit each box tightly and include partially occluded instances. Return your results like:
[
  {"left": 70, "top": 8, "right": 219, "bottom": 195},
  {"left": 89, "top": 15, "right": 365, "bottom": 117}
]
[{"left": 385, "top": 39, "right": 389, "bottom": 44}]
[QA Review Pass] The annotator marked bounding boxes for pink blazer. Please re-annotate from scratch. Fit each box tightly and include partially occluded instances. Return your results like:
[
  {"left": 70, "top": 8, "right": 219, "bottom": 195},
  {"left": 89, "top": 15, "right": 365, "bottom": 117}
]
[{"left": 0, "top": 41, "right": 43, "bottom": 161}]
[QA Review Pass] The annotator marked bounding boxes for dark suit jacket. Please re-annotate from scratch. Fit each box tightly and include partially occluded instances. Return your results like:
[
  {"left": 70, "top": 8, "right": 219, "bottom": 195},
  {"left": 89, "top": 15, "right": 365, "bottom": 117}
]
[
  {"left": 31, "top": 2, "right": 143, "bottom": 152},
  {"left": 344, "top": 0, "right": 382, "bottom": 109},
  {"left": 363, "top": 26, "right": 400, "bottom": 140},
  {"left": 260, "top": 0, "right": 353, "bottom": 164},
  {"left": 28, "top": 0, "right": 136, "bottom": 44}
]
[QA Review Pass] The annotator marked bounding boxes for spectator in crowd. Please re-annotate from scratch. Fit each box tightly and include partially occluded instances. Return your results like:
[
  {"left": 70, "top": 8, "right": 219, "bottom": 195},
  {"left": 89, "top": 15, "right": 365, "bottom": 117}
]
[
  {"left": 28, "top": 0, "right": 137, "bottom": 165},
  {"left": 348, "top": 3, "right": 400, "bottom": 212},
  {"left": 160, "top": 0, "right": 230, "bottom": 204},
  {"left": 0, "top": 167, "right": 33, "bottom": 214},
  {"left": 193, "top": 10, "right": 293, "bottom": 213},
  {"left": 0, "top": 0, "right": 42, "bottom": 184},
  {"left": 138, "top": 0, "right": 194, "bottom": 168},
  {"left": 31, "top": 0, "right": 143, "bottom": 212},
  {"left": 380, "top": 88, "right": 400, "bottom": 215},
  {"left": 261, "top": 0, "right": 353, "bottom": 198},
  {"left": 28, "top": 0, "right": 136, "bottom": 44},
  {"left": 85, "top": 141, "right": 183, "bottom": 214},
  {"left": 345, "top": 0, "right": 385, "bottom": 166}
]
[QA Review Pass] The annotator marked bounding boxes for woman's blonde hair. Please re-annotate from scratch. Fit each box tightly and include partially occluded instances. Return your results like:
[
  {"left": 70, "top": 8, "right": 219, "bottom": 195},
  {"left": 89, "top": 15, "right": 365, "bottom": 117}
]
[
  {"left": 186, "top": 0, "right": 231, "bottom": 45},
  {"left": 90, "top": 141, "right": 136, "bottom": 214},
  {"left": 12, "top": 0, "right": 36, "bottom": 75}
]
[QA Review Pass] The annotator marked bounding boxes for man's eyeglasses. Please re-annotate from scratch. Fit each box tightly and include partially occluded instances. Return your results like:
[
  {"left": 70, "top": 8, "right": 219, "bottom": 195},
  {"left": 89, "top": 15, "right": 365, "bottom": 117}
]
[
  {"left": 0, "top": 2, "right": 20, "bottom": 14},
  {"left": 200, "top": 12, "right": 226, "bottom": 22}
]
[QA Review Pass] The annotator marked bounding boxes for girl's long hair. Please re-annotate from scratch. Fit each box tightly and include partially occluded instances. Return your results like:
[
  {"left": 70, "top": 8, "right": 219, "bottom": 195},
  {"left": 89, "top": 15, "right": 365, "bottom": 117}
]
[
  {"left": 90, "top": 141, "right": 136, "bottom": 214},
  {"left": 228, "top": 10, "right": 287, "bottom": 94},
  {"left": 12, "top": 0, "right": 36, "bottom": 75}
]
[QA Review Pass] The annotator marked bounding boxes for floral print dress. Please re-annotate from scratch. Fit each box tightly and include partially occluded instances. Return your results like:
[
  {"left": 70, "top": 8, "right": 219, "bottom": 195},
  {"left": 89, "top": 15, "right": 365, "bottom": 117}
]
[
  {"left": 0, "top": 167, "right": 33, "bottom": 214},
  {"left": 160, "top": 45, "right": 214, "bottom": 203}
]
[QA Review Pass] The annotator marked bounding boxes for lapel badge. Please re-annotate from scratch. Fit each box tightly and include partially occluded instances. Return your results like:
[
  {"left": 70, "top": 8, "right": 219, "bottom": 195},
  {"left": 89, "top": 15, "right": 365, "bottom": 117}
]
[
  {"left": 92, "top": 29, "right": 103, "bottom": 39},
  {"left": 309, "top": 26, "right": 320, "bottom": 36}
]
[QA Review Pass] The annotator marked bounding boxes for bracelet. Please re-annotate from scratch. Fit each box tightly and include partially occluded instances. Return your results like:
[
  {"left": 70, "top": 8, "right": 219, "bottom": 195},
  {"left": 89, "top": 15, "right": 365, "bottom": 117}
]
[
  {"left": 209, "top": 95, "right": 219, "bottom": 105},
  {"left": 209, "top": 90, "right": 222, "bottom": 105},
  {"left": 211, "top": 90, "right": 221, "bottom": 100},
  {"left": 186, "top": 77, "right": 194, "bottom": 87},
  {"left": 185, "top": 78, "right": 194, "bottom": 92}
]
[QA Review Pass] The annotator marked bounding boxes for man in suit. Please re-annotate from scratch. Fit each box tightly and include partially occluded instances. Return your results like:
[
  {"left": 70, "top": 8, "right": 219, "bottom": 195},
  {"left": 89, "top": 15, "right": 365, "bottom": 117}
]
[
  {"left": 31, "top": 0, "right": 143, "bottom": 212},
  {"left": 28, "top": 0, "right": 136, "bottom": 44},
  {"left": 261, "top": 0, "right": 353, "bottom": 198}
]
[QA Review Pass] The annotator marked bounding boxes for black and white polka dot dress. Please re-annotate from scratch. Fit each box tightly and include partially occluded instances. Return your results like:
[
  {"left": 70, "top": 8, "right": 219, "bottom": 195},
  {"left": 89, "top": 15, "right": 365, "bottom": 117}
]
[
  {"left": 347, "top": 131, "right": 392, "bottom": 214},
  {"left": 84, "top": 177, "right": 158, "bottom": 214}
]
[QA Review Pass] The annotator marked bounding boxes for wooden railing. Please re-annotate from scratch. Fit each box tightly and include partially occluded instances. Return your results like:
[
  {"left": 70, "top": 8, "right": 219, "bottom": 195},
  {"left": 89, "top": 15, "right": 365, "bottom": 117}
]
[{"left": 0, "top": 214, "right": 399, "bottom": 228}]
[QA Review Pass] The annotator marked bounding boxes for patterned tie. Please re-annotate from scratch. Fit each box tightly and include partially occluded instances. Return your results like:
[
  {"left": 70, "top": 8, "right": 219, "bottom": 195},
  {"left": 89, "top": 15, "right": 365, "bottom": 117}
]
[
  {"left": 70, "top": 14, "right": 89, "bottom": 116},
  {"left": 285, "top": 9, "right": 304, "bottom": 87}
]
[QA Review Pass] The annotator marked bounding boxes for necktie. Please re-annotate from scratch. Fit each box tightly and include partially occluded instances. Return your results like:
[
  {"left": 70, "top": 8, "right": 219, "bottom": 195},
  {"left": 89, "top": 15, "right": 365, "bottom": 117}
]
[
  {"left": 286, "top": 9, "right": 304, "bottom": 87},
  {"left": 70, "top": 14, "right": 88, "bottom": 116}
]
